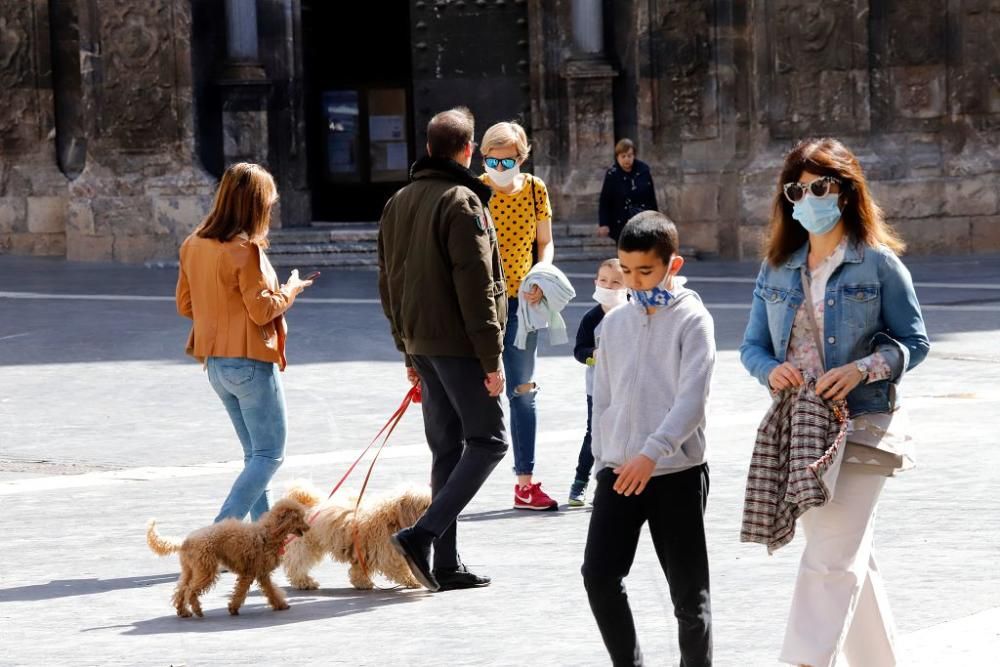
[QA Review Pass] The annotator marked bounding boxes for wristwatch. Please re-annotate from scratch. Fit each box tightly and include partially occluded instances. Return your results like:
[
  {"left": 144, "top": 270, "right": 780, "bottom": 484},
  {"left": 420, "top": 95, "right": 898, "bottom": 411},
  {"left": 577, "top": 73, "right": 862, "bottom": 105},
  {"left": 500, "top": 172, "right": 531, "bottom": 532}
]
[{"left": 854, "top": 359, "right": 870, "bottom": 382}]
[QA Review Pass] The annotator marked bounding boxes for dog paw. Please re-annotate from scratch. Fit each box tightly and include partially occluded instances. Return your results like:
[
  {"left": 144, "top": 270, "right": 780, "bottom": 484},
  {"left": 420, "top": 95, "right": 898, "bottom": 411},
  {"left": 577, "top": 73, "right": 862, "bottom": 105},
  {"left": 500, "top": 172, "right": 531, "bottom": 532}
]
[
  {"left": 228, "top": 606, "right": 240, "bottom": 616},
  {"left": 177, "top": 610, "right": 192, "bottom": 618},
  {"left": 274, "top": 602, "right": 290, "bottom": 611},
  {"left": 291, "top": 577, "right": 319, "bottom": 590}
]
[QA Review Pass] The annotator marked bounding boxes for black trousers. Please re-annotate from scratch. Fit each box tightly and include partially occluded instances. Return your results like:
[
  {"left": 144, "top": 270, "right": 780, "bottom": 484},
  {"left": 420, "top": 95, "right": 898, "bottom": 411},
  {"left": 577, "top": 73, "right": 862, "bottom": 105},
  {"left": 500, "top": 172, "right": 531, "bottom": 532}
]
[
  {"left": 582, "top": 464, "right": 712, "bottom": 667},
  {"left": 410, "top": 355, "right": 508, "bottom": 570}
]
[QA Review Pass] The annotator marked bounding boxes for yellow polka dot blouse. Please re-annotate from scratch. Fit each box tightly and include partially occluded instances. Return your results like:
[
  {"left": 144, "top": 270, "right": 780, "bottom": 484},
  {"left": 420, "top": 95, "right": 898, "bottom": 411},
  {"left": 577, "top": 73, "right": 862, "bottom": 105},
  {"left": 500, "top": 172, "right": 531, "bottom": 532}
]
[{"left": 480, "top": 174, "right": 552, "bottom": 297}]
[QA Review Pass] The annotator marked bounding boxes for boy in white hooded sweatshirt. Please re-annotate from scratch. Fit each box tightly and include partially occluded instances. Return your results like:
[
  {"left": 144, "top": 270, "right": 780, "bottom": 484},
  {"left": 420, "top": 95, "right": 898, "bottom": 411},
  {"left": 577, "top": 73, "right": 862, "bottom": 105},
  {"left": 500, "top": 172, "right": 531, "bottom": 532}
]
[{"left": 582, "top": 211, "right": 715, "bottom": 667}]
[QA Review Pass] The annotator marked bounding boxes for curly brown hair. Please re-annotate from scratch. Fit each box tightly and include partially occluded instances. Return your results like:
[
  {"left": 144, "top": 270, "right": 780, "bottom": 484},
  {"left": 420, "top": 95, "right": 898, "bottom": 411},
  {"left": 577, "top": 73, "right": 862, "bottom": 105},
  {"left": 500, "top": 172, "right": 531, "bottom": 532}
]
[{"left": 764, "top": 138, "right": 904, "bottom": 266}]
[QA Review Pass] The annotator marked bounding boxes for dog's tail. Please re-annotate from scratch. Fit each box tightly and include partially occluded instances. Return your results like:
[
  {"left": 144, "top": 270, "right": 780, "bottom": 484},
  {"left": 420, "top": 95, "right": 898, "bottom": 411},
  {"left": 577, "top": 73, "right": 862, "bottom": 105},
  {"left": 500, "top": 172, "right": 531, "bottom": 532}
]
[
  {"left": 145, "top": 519, "right": 182, "bottom": 556},
  {"left": 284, "top": 480, "right": 323, "bottom": 509}
]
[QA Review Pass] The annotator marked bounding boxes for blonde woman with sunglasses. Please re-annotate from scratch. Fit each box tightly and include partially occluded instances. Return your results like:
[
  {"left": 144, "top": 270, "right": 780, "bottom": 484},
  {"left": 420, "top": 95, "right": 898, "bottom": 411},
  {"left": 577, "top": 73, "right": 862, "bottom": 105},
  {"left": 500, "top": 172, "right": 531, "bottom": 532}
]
[
  {"left": 479, "top": 121, "right": 559, "bottom": 511},
  {"left": 739, "top": 139, "right": 929, "bottom": 667}
]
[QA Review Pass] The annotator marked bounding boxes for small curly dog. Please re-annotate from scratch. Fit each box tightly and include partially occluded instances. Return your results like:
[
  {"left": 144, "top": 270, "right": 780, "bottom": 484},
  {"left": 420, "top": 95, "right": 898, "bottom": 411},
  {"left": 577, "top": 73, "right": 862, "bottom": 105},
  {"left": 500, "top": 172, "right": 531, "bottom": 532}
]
[
  {"left": 282, "top": 482, "right": 431, "bottom": 590},
  {"left": 146, "top": 498, "right": 311, "bottom": 617}
]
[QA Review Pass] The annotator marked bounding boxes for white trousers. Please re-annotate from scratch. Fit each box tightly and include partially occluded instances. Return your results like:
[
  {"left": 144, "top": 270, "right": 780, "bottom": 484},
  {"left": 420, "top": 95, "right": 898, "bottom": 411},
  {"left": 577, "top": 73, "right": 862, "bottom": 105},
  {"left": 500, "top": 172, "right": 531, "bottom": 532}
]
[{"left": 779, "top": 462, "right": 897, "bottom": 667}]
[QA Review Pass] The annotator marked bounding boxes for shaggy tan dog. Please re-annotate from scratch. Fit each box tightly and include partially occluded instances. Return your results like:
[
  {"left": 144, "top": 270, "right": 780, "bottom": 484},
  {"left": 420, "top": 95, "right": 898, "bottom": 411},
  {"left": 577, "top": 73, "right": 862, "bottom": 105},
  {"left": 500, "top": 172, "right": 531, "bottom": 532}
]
[
  {"left": 282, "top": 483, "right": 431, "bottom": 590},
  {"left": 146, "top": 498, "right": 311, "bottom": 618}
]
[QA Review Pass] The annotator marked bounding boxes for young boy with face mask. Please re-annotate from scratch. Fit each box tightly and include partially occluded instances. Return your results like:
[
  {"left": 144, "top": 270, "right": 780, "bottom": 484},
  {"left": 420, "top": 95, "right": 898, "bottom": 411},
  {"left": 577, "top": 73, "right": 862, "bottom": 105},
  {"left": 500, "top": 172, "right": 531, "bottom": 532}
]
[
  {"left": 568, "top": 258, "right": 627, "bottom": 507},
  {"left": 582, "top": 211, "right": 716, "bottom": 666}
]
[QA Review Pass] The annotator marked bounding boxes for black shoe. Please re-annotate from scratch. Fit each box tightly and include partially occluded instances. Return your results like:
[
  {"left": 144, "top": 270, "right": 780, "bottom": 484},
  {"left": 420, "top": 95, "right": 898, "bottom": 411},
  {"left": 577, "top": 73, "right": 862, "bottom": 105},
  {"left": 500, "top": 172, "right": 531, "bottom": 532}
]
[
  {"left": 432, "top": 564, "right": 491, "bottom": 591},
  {"left": 390, "top": 527, "right": 440, "bottom": 592}
]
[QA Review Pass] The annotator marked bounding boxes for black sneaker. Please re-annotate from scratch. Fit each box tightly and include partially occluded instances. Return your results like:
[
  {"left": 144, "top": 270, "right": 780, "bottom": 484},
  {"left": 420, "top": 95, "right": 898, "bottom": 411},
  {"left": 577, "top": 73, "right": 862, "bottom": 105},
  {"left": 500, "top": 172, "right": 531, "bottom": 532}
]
[
  {"left": 390, "top": 527, "right": 440, "bottom": 592},
  {"left": 433, "top": 564, "right": 491, "bottom": 591}
]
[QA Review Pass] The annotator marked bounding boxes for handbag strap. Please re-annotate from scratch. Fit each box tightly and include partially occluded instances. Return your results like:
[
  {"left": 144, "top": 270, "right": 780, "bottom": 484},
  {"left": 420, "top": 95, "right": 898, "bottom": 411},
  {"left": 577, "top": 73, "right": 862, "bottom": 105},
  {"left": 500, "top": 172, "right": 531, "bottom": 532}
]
[{"left": 800, "top": 266, "right": 827, "bottom": 372}]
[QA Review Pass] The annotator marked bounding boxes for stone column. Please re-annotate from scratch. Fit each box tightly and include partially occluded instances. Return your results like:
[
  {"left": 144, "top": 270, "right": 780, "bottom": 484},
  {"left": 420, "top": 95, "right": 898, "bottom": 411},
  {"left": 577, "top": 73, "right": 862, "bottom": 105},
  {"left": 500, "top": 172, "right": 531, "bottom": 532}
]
[
  {"left": 65, "top": 0, "right": 216, "bottom": 263},
  {"left": 218, "top": 0, "right": 272, "bottom": 196},
  {"left": 223, "top": 0, "right": 266, "bottom": 80},
  {"left": 0, "top": 0, "right": 69, "bottom": 257},
  {"left": 557, "top": 0, "right": 617, "bottom": 220},
  {"left": 571, "top": 0, "right": 604, "bottom": 57}
]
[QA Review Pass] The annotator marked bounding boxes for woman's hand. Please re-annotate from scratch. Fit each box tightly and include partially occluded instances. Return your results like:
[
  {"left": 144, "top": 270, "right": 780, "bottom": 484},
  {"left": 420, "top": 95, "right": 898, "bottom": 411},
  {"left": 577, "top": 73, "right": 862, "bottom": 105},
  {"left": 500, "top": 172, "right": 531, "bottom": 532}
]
[
  {"left": 406, "top": 366, "right": 420, "bottom": 387},
  {"left": 597, "top": 226, "right": 611, "bottom": 238},
  {"left": 768, "top": 362, "right": 805, "bottom": 391},
  {"left": 285, "top": 269, "right": 314, "bottom": 295},
  {"left": 524, "top": 284, "right": 544, "bottom": 306},
  {"left": 816, "top": 364, "right": 865, "bottom": 401}
]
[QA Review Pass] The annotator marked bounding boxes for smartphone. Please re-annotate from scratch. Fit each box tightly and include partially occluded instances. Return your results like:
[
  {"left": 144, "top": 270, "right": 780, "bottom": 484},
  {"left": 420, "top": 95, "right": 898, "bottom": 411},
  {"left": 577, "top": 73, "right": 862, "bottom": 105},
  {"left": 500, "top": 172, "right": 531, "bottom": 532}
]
[{"left": 303, "top": 271, "right": 321, "bottom": 281}]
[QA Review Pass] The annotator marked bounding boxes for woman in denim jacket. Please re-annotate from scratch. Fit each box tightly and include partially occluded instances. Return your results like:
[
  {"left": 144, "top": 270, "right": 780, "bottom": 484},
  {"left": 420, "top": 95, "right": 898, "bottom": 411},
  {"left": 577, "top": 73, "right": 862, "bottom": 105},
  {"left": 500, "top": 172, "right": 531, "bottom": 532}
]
[{"left": 740, "top": 138, "right": 929, "bottom": 667}]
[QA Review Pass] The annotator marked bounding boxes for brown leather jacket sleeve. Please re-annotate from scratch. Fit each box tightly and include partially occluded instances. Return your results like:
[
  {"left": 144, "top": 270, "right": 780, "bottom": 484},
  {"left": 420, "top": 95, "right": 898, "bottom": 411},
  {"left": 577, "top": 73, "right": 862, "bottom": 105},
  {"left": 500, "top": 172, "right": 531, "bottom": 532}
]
[
  {"left": 175, "top": 264, "right": 193, "bottom": 319},
  {"left": 233, "top": 244, "right": 297, "bottom": 326}
]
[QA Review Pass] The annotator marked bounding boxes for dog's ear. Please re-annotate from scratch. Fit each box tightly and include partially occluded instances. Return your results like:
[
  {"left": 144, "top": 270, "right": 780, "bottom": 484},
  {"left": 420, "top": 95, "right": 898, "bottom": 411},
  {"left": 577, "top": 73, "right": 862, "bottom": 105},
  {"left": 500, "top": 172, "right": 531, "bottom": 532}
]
[{"left": 396, "top": 492, "right": 429, "bottom": 526}]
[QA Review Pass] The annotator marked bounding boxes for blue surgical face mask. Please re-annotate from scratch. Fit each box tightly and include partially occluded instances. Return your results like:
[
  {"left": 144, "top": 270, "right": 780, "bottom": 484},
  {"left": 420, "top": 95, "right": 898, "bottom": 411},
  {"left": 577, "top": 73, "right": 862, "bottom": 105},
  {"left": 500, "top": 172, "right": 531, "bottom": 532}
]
[{"left": 792, "top": 194, "right": 842, "bottom": 235}]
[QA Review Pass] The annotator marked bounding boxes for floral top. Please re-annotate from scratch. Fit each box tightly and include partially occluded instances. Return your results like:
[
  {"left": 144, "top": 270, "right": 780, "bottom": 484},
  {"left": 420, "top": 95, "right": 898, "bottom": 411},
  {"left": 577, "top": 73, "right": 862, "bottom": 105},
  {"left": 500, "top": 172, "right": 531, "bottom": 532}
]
[{"left": 786, "top": 239, "right": 892, "bottom": 383}]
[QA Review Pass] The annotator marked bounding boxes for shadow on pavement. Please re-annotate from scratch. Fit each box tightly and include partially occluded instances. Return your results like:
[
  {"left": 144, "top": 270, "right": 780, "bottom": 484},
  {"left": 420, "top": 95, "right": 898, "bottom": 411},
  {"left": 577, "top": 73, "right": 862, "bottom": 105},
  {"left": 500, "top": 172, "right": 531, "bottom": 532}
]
[
  {"left": 0, "top": 573, "right": 179, "bottom": 602},
  {"left": 101, "top": 587, "right": 429, "bottom": 634},
  {"left": 458, "top": 506, "right": 592, "bottom": 522}
]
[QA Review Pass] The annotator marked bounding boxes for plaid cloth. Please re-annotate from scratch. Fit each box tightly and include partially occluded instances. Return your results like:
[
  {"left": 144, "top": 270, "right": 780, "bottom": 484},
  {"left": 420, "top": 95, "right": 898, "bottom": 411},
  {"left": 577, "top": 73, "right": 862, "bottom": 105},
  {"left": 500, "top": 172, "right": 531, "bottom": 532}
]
[{"left": 741, "top": 378, "right": 849, "bottom": 554}]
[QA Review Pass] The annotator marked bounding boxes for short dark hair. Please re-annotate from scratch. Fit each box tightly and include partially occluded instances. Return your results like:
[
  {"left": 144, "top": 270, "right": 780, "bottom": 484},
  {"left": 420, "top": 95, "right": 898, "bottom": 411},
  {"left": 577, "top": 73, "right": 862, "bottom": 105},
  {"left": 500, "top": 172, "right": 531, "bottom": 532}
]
[
  {"left": 618, "top": 211, "right": 679, "bottom": 264},
  {"left": 427, "top": 107, "right": 474, "bottom": 159}
]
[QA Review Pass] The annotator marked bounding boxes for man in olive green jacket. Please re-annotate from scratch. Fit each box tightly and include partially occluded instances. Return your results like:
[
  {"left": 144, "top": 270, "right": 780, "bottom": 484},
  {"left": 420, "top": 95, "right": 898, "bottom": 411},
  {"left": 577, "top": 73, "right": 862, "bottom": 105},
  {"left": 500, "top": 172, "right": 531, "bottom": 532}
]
[{"left": 379, "top": 107, "right": 509, "bottom": 592}]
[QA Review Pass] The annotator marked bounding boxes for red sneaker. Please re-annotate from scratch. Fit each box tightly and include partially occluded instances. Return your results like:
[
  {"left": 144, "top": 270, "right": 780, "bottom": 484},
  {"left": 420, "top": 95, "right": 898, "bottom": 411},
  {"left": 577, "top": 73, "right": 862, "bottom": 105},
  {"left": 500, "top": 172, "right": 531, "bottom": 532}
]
[{"left": 513, "top": 482, "right": 559, "bottom": 511}]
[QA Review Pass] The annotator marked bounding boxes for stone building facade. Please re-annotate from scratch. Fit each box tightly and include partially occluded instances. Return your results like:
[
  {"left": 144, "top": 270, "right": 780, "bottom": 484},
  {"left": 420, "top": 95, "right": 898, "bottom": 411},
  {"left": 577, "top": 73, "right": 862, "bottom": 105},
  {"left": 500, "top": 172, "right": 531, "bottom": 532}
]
[{"left": 2, "top": 0, "right": 998, "bottom": 262}]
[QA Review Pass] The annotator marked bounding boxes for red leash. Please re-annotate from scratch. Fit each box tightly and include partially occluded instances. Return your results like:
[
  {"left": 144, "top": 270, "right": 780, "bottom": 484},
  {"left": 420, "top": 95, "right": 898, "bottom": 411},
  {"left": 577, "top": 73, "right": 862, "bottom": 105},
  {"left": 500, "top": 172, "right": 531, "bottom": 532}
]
[{"left": 283, "top": 385, "right": 421, "bottom": 569}]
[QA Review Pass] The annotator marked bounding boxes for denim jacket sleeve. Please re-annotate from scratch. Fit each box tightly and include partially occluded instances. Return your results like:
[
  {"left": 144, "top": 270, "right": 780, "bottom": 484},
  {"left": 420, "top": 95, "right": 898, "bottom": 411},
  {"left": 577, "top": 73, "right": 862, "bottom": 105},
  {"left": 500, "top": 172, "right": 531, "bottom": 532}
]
[
  {"left": 740, "top": 262, "right": 782, "bottom": 388},
  {"left": 873, "top": 249, "right": 930, "bottom": 380}
]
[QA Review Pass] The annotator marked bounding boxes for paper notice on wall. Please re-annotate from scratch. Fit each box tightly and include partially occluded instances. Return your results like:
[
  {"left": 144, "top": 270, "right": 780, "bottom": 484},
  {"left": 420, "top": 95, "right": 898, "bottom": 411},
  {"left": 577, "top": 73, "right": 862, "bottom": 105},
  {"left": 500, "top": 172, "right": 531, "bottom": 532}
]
[
  {"left": 370, "top": 115, "right": 405, "bottom": 142},
  {"left": 386, "top": 142, "right": 408, "bottom": 170}
]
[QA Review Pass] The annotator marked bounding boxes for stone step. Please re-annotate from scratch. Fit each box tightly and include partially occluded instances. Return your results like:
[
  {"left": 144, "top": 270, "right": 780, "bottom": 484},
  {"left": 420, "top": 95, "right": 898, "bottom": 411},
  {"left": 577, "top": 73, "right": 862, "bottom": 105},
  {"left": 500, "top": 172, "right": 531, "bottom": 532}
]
[
  {"left": 269, "top": 225, "right": 378, "bottom": 244},
  {"left": 267, "top": 241, "right": 377, "bottom": 255},
  {"left": 268, "top": 251, "right": 379, "bottom": 269},
  {"left": 262, "top": 221, "right": 607, "bottom": 269}
]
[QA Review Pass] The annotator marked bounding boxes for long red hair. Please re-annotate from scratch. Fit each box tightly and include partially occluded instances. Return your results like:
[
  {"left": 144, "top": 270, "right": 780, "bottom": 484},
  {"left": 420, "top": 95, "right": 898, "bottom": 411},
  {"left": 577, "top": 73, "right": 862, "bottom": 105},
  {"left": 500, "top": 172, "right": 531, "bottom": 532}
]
[{"left": 764, "top": 138, "right": 904, "bottom": 266}]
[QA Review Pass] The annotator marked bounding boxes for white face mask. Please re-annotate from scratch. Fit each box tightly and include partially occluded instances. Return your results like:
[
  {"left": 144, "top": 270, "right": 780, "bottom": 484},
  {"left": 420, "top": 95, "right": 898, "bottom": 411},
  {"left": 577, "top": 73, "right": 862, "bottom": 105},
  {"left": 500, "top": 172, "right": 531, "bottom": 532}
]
[
  {"left": 485, "top": 164, "right": 520, "bottom": 187},
  {"left": 593, "top": 286, "right": 628, "bottom": 308}
]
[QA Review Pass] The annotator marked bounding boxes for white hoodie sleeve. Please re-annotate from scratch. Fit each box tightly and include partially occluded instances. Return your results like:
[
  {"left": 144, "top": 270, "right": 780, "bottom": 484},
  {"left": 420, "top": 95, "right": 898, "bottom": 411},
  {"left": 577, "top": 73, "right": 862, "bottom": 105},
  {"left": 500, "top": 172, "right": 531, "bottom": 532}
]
[{"left": 639, "top": 308, "right": 716, "bottom": 464}]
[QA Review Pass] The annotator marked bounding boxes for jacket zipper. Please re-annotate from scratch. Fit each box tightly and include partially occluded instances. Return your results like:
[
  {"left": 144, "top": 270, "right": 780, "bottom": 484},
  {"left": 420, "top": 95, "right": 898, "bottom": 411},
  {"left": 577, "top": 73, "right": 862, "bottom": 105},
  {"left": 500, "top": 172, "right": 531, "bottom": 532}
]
[{"left": 623, "top": 309, "right": 649, "bottom": 457}]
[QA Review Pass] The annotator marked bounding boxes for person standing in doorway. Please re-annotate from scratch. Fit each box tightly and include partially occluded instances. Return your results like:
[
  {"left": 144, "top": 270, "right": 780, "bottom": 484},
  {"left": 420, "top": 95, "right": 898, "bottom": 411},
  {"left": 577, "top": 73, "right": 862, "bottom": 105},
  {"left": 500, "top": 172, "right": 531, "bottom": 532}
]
[
  {"left": 378, "top": 107, "right": 509, "bottom": 592},
  {"left": 598, "top": 138, "right": 659, "bottom": 242},
  {"left": 479, "top": 120, "right": 559, "bottom": 511}
]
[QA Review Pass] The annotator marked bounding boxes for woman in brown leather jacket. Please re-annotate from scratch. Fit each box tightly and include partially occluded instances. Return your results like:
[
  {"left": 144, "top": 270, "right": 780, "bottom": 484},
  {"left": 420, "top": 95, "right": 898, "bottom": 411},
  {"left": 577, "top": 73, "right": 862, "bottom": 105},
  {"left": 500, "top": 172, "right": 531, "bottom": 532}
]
[{"left": 176, "top": 163, "right": 313, "bottom": 522}]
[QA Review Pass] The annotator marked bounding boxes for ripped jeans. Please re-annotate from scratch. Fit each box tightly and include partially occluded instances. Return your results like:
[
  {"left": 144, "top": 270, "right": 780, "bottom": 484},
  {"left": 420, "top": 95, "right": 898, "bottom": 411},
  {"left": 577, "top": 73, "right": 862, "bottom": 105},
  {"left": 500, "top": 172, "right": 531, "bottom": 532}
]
[{"left": 503, "top": 297, "right": 539, "bottom": 476}]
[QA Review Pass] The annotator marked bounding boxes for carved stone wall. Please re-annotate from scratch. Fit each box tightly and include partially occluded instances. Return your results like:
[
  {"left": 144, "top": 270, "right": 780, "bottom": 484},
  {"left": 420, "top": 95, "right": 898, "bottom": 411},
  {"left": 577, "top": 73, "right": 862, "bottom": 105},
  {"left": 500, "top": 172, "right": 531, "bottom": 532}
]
[
  {"left": 536, "top": 0, "right": 1000, "bottom": 258},
  {"left": 0, "top": 0, "right": 67, "bottom": 257},
  {"left": 65, "top": 0, "right": 215, "bottom": 262}
]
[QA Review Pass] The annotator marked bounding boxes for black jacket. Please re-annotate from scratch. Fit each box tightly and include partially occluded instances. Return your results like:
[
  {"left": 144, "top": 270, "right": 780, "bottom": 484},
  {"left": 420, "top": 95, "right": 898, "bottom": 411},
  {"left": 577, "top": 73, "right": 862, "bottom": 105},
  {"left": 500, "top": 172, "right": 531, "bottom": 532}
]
[
  {"left": 598, "top": 159, "right": 658, "bottom": 241},
  {"left": 574, "top": 304, "right": 606, "bottom": 365},
  {"left": 378, "top": 156, "right": 507, "bottom": 372}
]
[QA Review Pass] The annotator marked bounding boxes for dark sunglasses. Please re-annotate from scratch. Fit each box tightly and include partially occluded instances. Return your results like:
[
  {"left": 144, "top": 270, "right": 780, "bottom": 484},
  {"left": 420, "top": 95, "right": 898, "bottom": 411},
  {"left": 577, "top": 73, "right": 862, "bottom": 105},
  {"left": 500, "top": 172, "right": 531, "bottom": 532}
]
[
  {"left": 484, "top": 157, "right": 517, "bottom": 170},
  {"left": 782, "top": 176, "right": 841, "bottom": 203}
]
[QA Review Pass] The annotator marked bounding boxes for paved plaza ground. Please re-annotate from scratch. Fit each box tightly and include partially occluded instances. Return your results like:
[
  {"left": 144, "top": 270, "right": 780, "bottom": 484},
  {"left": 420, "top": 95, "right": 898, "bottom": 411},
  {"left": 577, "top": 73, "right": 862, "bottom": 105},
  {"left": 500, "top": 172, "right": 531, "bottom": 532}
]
[{"left": 0, "top": 253, "right": 998, "bottom": 666}]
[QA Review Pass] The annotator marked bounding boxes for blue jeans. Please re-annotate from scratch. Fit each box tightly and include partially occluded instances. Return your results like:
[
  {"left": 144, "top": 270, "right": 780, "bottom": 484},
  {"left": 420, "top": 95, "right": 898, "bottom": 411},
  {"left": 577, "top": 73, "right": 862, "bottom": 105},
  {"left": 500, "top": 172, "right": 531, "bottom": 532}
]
[
  {"left": 503, "top": 298, "right": 538, "bottom": 476},
  {"left": 207, "top": 357, "right": 287, "bottom": 522}
]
